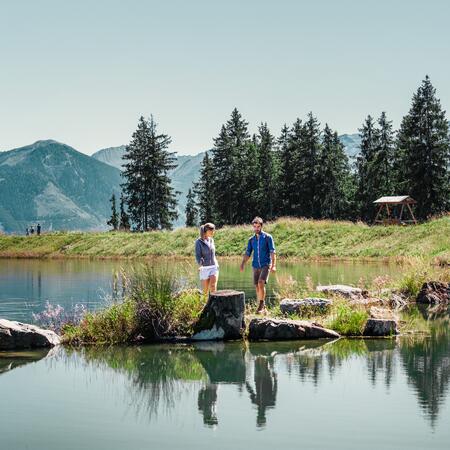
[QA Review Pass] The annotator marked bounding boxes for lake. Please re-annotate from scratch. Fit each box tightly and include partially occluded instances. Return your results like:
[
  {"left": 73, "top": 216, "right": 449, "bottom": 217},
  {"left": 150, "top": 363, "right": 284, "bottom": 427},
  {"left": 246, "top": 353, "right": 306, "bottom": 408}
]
[
  {"left": 1, "top": 328, "right": 449, "bottom": 450},
  {"left": 0, "top": 257, "right": 404, "bottom": 322},
  {"left": 1, "top": 257, "right": 449, "bottom": 449}
]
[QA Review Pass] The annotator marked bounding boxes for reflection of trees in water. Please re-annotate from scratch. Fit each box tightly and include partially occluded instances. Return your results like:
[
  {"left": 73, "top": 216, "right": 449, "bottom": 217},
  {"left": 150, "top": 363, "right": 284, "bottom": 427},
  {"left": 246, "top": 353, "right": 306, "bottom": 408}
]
[
  {"left": 364, "top": 340, "right": 396, "bottom": 389},
  {"left": 57, "top": 321, "right": 450, "bottom": 428},
  {"left": 399, "top": 322, "right": 450, "bottom": 426},
  {"left": 63, "top": 345, "right": 205, "bottom": 418}
]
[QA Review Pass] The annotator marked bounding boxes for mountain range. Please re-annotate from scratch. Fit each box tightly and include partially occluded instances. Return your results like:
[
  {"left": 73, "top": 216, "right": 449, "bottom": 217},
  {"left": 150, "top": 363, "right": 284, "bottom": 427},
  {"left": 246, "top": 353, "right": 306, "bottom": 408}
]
[{"left": 0, "top": 135, "right": 361, "bottom": 233}]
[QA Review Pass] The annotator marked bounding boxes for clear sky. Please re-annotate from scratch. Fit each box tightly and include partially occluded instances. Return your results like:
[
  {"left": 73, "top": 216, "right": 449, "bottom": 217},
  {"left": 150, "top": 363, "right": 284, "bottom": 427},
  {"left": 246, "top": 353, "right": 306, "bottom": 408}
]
[{"left": 1, "top": 0, "right": 449, "bottom": 155}]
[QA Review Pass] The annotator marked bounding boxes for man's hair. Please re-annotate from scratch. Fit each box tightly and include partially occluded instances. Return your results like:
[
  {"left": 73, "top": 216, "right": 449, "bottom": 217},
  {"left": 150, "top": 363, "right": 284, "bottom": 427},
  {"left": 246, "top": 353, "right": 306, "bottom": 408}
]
[{"left": 252, "top": 216, "right": 263, "bottom": 226}]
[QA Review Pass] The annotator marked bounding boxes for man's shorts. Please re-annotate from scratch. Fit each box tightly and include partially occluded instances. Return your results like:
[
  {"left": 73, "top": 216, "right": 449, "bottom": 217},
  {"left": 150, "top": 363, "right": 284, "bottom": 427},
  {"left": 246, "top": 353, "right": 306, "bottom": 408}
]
[
  {"left": 199, "top": 265, "right": 219, "bottom": 281},
  {"left": 253, "top": 266, "right": 270, "bottom": 285}
]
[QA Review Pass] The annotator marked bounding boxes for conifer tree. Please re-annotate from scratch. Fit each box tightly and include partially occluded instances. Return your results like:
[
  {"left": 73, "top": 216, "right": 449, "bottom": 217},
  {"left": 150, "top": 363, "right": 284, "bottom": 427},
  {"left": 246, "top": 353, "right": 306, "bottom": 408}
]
[
  {"left": 255, "top": 123, "right": 277, "bottom": 219},
  {"left": 396, "top": 76, "right": 450, "bottom": 219},
  {"left": 119, "top": 192, "right": 130, "bottom": 231},
  {"left": 107, "top": 193, "right": 119, "bottom": 230},
  {"left": 372, "top": 112, "right": 396, "bottom": 198},
  {"left": 210, "top": 108, "right": 250, "bottom": 225},
  {"left": 297, "top": 112, "right": 321, "bottom": 217},
  {"left": 185, "top": 188, "right": 198, "bottom": 227},
  {"left": 356, "top": 115, "right": 377, "bottom": 220},
  {"left": 193, "top": 152, "right": 216, "bottom": 224},
  {"left": 121, "top": 116, "right": 178, "bottom": 230},
  {"left": 277, "top": 123, "right": 297, "bottom": 216},
  {"left": 316, "top": 125, "right": 352, "bottom": 219}
]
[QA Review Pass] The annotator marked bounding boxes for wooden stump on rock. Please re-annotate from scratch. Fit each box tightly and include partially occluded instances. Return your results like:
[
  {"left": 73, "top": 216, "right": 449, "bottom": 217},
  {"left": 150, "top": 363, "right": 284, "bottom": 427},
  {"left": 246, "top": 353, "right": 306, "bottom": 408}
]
[{"left": 192, "top": 290, "right": 245, "bottom": 341}]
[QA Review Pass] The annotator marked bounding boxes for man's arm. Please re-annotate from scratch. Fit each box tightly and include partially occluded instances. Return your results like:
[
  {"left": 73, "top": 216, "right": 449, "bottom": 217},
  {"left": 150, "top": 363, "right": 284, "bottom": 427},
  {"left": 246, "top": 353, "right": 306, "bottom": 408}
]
[
  {"left": 268, "top": 235, "right": 276, "bottom": 271},
  {"left": 270, "top": 252, "right": 277, "bottom": 272},
  {"left": 240, "top": 239, "right": 252, "bottom": 271}
]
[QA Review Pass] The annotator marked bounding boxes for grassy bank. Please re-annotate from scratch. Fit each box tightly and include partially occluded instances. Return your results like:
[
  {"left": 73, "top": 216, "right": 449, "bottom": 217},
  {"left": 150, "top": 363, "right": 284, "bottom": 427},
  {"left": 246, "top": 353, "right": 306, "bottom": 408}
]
[{"left": 0, "top": 215, "right": 449, "bottom": 261}]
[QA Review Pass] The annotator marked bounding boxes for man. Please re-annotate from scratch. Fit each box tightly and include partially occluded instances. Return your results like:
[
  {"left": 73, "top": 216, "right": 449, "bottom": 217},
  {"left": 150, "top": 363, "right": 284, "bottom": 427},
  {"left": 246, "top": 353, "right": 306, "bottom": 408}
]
[{"left": 240, "top": 217, "right": 276, "bottom": 314}]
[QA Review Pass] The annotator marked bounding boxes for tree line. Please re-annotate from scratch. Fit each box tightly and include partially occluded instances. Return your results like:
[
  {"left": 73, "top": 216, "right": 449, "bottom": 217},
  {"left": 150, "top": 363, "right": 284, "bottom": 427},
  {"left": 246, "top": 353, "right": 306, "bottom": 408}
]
[{"left": 108, "top": 76, "right": 449, "bottom": 231}]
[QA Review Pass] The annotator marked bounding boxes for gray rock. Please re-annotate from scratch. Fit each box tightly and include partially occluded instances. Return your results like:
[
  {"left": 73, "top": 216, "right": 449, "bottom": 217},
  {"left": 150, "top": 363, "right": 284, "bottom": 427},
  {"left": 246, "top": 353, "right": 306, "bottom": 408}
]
[
  {"left": 192, "top": 290, "right": 245, "bottom": 341},
  {"left": 416, "top": 281, "right": 449, "bottom": 304},
  {"left": 363, "top": 318, "right": 399, "bottom": 337},
  {"left": 0, "top": 319, "right": 61, "bottom": 350},
  {"left": 316, "top": 284, "right": 364, "bottom": 299},
  {"left": 280, "top": 298, "right": 332, "bottom": 315},
  {"left": 248, "top": 318, "right": 340, "bottom": 341}
]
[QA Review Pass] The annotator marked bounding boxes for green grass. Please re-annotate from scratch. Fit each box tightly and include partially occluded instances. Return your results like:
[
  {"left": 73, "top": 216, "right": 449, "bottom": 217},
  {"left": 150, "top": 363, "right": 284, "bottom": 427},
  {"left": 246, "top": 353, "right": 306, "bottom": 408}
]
[
  {"left": 325, "top": 301, "right": 369, "bottom": 336},
  {"left": 62, "top": 266, "right": 204, "bottom": 345},
  {"left": 0, "top": 215, "right": 448, "bottom": 260}
]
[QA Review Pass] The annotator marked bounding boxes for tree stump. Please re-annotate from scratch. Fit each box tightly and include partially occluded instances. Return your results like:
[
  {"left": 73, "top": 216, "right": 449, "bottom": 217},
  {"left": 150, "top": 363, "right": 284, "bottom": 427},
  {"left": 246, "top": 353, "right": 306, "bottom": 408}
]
[{"left": 192, "top": 290, "right": 245, "bottom": 341}]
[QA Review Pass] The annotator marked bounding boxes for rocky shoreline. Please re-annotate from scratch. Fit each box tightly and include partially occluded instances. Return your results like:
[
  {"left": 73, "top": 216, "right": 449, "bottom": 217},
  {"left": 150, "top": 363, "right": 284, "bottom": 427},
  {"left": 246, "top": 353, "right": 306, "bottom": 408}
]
[{"left": 1, "top": 281, "right": 447, "bottom": 350}]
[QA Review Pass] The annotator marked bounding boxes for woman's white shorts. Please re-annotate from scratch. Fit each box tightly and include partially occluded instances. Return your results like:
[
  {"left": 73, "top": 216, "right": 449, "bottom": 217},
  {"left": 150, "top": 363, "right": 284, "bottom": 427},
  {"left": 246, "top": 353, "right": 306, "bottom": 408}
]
[{"left": 199, "top": 265, "right": 219, "bottom": 280}]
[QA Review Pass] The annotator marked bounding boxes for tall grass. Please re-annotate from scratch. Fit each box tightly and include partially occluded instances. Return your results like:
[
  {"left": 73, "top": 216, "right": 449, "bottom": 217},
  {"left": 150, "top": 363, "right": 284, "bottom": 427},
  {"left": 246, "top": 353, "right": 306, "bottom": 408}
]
[{"left": 62, "top": 265, "right": 203, "bottom": 345}]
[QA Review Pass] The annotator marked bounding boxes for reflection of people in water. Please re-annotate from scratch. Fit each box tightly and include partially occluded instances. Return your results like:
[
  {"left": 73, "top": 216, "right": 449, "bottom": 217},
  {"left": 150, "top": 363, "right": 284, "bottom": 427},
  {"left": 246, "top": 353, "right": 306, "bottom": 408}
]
[
  {"left": 197, "top": 383, "right": 218, "bottom": 426},
  {"left": 246, "top": 356, "right": 278, "bottom": 427}
]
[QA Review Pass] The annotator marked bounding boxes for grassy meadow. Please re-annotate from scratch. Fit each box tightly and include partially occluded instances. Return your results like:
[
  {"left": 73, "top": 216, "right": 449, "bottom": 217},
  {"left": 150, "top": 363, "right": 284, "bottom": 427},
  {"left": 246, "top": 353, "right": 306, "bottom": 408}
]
[{"left": 0, "top": 215, "right": 448, "bottom": 261}]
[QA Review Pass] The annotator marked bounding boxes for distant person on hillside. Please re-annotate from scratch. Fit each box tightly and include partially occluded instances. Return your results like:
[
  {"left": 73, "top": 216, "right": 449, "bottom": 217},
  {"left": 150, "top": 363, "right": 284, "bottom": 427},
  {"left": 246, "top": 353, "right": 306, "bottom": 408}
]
[
  {"left": 195, "top": 223, "right": 219, "bottom": 295},
  {"left": 30, "top": 226, "right": 35, "bottom": 235},
  {"left": 240, "top": 217, "right": 276, "bottom": 314},
  {"left": 25, "top": 227, "right": 29, "bottom": 236},
  {"left": 37, "top": 223, "right": 41, "bottom": 235}
]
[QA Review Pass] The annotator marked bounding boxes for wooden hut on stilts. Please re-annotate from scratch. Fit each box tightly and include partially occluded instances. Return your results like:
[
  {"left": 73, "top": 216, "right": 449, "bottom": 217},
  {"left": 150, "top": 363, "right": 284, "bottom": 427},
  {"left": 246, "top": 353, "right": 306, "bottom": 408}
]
[{"left": 373, "top": 196, "right": 417, "bottom": 225}]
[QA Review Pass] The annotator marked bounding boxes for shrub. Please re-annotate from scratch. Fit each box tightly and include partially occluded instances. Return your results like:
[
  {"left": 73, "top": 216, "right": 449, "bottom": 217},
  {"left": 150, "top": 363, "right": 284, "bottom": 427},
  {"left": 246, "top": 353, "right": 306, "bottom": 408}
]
[{"left": 326, "top": 301, "right": 368, "bottom": 336}]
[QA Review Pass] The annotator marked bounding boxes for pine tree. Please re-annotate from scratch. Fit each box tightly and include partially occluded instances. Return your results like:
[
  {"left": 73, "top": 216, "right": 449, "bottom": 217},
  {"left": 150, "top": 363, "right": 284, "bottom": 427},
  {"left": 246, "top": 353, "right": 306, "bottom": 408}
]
[
  {"left": 316, "top": 125, "right": 352, "bottom": 219},
  {"left": 396, "top": 76, "right": 450, "bottom": 219},
  {"left": 193, "top": 152, "right": 216, "bottom": 224},
  {"left": 277, "top": 123, "right": 297, "bottom": 216},
  {"left": 210, "top": 108, "right": 250, "bottom": 225},
  {"left": 119, "top": 192, "right": 130, "bottom": 231},
  {"left": 372, "top": 112, "right": 396, "bottom": 198},
  {"left": 121, "top": 116, "right": 178, "bottom": 230},
  {"left": 296, "top": 112, "right": 321, "bottom": 218},
  {"left": 185, "top": 188, "right": 198, "bottom": 227},
  {"left": 107, "top": 193, "right": 119, "bottom": 230},
  {"left": 356, "top": 115, "right": 377, "bottom": 220},
  {"left": 255, "top": 123, "right": 277, "bottom": 219}
]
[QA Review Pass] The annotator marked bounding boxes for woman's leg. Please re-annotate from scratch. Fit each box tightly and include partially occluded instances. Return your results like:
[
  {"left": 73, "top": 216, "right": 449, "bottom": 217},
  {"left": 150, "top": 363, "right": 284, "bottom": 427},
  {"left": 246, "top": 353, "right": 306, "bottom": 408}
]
[
  {"left": 209, "top": 274, "right": 218, "bottom": 293},
  {"left": 201, "top": 278, "right": 210, "bottom": 295}
]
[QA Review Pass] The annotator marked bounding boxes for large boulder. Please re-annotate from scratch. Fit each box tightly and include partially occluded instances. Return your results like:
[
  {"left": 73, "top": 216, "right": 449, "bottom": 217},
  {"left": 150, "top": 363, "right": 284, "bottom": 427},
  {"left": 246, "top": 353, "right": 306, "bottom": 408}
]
[
  {"left": 0, "top": 319, "right": 61, "bottom": 350},
  {"left": 416, "top": 281, "right": 449, "bottom": 304},
  {"left": 248, "top": 318, "right": 340, "bottom": 341},
  {"left": 280, "top": 298, "right": 332, "bottom": 315},
  {"left": 192, "top": 290, "right": 245, "bottom": 341},
  {"left": 316, "top": 284, "right": 364, "bottom": 299},
  {"left": 363, "top": 318, "right": 399, "bottom": 337}
]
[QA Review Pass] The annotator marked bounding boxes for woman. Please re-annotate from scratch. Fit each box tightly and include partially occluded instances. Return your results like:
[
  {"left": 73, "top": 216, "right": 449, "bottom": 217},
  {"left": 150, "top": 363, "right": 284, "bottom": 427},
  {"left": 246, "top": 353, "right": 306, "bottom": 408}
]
[{"left": 195, "top": 223, "right": 219, "bottom": 295}]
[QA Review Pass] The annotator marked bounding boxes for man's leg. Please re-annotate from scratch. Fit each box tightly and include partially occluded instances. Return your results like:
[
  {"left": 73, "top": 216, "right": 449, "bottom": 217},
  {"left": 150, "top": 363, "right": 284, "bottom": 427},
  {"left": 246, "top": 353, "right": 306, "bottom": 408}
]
[{"left": 256, "top": 280, "right": 267, "bottom": 313}]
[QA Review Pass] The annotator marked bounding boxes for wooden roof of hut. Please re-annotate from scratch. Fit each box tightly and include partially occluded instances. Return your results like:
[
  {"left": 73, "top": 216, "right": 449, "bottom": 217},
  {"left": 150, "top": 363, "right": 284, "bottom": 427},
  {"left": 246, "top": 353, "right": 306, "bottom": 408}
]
[{"left": 373, "top": 195, "right": 417, "bottom": 224}]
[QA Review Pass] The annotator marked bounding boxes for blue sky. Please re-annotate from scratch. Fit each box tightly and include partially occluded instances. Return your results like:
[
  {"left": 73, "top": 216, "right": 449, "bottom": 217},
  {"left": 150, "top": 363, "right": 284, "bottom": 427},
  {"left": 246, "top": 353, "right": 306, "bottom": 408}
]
[{"left": 1, "top": 0, "right": 449, "bottom": 155}]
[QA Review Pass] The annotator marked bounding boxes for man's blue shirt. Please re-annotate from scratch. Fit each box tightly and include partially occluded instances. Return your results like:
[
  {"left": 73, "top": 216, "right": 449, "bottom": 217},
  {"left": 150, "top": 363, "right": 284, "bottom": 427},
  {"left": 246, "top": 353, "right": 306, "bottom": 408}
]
[{"left": 245, "top": 231, "right": 276, "bottom": 268}]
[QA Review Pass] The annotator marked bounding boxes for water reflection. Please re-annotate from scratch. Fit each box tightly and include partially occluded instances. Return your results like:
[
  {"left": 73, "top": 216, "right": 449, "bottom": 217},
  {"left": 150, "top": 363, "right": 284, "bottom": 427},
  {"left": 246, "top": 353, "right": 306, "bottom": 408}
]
[{"left": 2, "top": 320, "right": 449, "bottom": 431}]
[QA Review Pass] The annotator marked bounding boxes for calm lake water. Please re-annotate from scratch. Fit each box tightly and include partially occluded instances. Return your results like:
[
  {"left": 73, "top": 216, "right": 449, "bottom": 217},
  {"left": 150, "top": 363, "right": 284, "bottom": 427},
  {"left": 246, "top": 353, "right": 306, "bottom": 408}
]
[
  {"left": 0, "top": 257, "right": 404, "bottom": 322},
  {"left": 1, "top": 329, "right": 449, "bottom": 450},
  {"left": 0, "top": 258, "right": 449, "bottom": 449}
]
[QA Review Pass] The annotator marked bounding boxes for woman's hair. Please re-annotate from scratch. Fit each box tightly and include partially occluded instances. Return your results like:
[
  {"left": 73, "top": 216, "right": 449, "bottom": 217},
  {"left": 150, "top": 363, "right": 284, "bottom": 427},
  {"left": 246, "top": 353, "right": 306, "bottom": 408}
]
[{"left": 200, "top": 222, "right": 215, "bottom": 239}]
